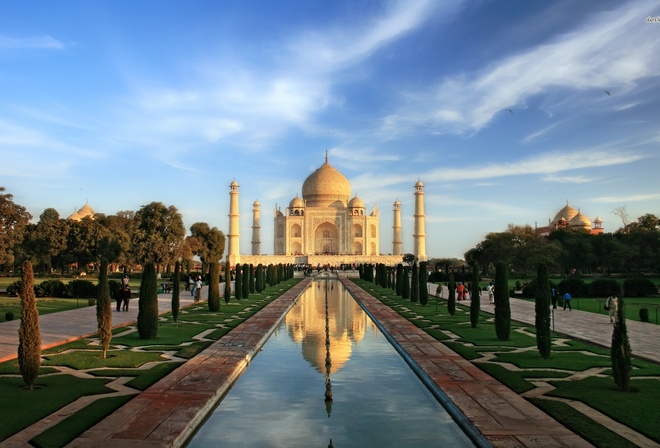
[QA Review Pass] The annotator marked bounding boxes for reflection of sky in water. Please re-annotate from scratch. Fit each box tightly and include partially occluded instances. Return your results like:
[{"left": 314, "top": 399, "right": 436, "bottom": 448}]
[{"left": 187, "top": 280, "right": 474, "bottom": 447}]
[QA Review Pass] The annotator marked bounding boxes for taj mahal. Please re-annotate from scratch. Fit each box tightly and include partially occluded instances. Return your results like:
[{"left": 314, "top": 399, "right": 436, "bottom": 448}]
[{"left": 227, "top": 153, "right": 427, "bottom": 268}]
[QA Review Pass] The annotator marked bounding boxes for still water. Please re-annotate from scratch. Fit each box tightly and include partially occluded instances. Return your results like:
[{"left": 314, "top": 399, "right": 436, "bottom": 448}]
[{"left": 186, "top": 279, "right": 473, "bottom": 447}]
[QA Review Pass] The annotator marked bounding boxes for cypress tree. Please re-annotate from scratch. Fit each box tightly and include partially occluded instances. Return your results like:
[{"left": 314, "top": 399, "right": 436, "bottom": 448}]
[
  {"left": 448, "top": 272, "right": 456, "bottom": 316},
  {"left": 494, "top": 261, "right": 511, "bottom": 341},
  {"left": 242, "top": 263, "right": 250, "bottom": 299},
  {"left": 249, "top": 264, "right": 255, "bottom": 293},
  {"left": 138, "top": 262, "right": 159, "bottom": 340},
  {"left": 470, "top": 262, "right": 480, "bottom": 328},
  {"left": 411, "top": 262, "right": 419, "bottom": 302},
  {"left": 611, "top": 287, "right": 631, "bottom": 391},
  {"left": 208, "top": 262, "right": 221, "bottom": 311},
  {"left": 535, "top": 263, "right": 551, "bottom": 358},
  {"left": 395, "top": 264, "right": 403, "bottom": 296},
  {"left": 234, "top": 264, "right": 242, "bottom": 301},
  {"left": 224, "top": 260, "right": 231, "bottom": 304},
  {"left": 96, "top": 259, "right": 112, "bottom": 358},
  {"left": 419, "top": 262, "right": 429, "bottom": 306},
  {"left": 402, "top": 266, "right": 410, "bottom": 299},
  {"left": 172, "top": 261, "right": 181, "bottom": 322},
  {"left": 18, "top": 260, "right": 41, "bottom": 390},
  {"left": 255, "top": 264, "right": 264, "bottom": 293}
]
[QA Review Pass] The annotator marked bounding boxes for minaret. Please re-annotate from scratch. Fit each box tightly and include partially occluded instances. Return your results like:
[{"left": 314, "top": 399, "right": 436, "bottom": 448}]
[
  {"left": 413, "top": 180, "right": 427, "bottom": 261},
  {"left": 392, "top": 200, "right": 402, "bottom": 255},
  {"left": 228, "top": 180, "right": 240, "bottom": 266},
  {"left": 251, "top": 200, "right": 261, "bottom": 255}
]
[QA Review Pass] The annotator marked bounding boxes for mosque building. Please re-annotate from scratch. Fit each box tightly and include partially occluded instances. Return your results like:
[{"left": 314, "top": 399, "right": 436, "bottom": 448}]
[
  {"left": 228, "top": 153, "right": 427, "bottom": 267},
  {"left": 67, "top": 202, "right": 96, "bottom": 221},
  {"left": 535, "top": 201, "right": 603, "bottom": 236}
]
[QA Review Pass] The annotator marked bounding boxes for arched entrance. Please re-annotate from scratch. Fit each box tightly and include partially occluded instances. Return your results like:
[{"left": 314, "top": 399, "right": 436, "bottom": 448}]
[{"left": 314, "top": 221, "right": 339, "bottom": 255}]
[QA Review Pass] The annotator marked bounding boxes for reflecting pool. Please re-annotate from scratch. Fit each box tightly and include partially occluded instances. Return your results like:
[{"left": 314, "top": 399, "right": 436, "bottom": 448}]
[{"left": 186, "top": 279, "right": 474, "bottom": 447}]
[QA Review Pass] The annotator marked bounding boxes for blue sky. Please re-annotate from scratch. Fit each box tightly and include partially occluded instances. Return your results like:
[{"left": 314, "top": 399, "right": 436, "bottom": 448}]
[{"left": 1, "top": 0, "right": 659, "bottom": 259}]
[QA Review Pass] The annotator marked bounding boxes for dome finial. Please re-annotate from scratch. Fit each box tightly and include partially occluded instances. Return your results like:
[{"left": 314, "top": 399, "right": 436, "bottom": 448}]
[{"left": 325, "top": 149, "right": 328, "bottom": 163}]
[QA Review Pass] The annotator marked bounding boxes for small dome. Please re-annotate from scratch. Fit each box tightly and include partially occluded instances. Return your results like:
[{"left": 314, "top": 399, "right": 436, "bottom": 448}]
[
  {"left": 348, "top": 195, "right": 365, "bottom": 209},
  {"left": 569, "top": 211, "right": 591, "bottom": 228},
  {"left": 393, "top": 199, "right": 401, "bottom": 206},
  {"left": 301, "top": 155, "right": 351, "bottom": 207},
  {"left": 415, "top": 180, "right": 424, "bottom": 188},
  {"left": 552, "top": 202, "right": 578, "bottom": 224},
  {"left": 230, "top": 180, "right": 239, "bottom": 188},
  {"left": 289, "top": 195, "right": 304, "bottom": 209},
  {"left": 253, "top": 200, "right": 260, "bottom": 207},
  {"left": 594, "top": 216, "right": 602, "bottom": 224},
  {"left": 68, "top": 202, "right": 95, "bottom": 221}
]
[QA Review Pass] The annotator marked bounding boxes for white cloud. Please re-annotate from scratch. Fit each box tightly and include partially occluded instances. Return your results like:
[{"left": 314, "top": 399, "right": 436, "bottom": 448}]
[
  {"left": 0, "top": 34, "right": 64, "bottom": 49},
  {"left": 592, "top": 193, "right": 660, "bottom": 203},
  {"left": 384, "top": 0, "right": 659, "bottom": 135},
  {"left": 542, "top": 174, "right": 594, "bottom": 184}
]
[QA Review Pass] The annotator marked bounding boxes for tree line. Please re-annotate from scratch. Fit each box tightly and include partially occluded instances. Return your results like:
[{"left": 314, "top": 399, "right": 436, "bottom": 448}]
[
  {"left": 0, "top": 188, "right": 225, "bottom": 276},
  {"left": 464, "top": 213, "right": 660, "bottom": 276}
]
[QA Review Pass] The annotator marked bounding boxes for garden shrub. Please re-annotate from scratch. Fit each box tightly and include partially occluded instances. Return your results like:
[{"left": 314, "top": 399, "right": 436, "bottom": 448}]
[
  {"left": 67, "top": 279, "right": 97, "bottom": 298},
  {"left": 5, "top": 311, "right": 14, "bottom": 321},
  {"left": 589, "top": 279, "right": 621, "bottom": 298},
  {"left": 639, "top": 308, "right": 649, "bottom": 323},
  {"left": 557, "top": 277, "right": 586, "bottom": 297},
  {"left": 6, "top": 280, "right": 22, "bottom": 296},
  {"left": 623, "top": 277, "right": 656, "bottom": 297},
  {"left": 36, "top": 279, "right": 67, "bottom": 297}
]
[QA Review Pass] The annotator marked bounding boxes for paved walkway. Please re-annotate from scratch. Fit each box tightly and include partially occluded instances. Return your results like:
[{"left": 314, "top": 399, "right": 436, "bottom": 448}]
[
  {"left": 430, "top": 285, "right": 660, "bottom": 364},
  {"left": 1, "top": 280, "right": 658, "bottom": 447},
  {"left": 0, "top": 288, "right": 201, "bottom": 363}
]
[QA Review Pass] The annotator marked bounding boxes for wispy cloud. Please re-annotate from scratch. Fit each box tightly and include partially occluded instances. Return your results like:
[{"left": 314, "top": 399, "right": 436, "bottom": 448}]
[
  {"left": 543, "top": 174, "right": 594, "bottom": 184},
  {"left": 383, "top": 0, "right": 658, "bottom": 136},
  {"left": 0, "top": 35, "right": 64, "bottom": 50},
  {"left": 592, "top": 193, "right": 660, "bottom": 203}
]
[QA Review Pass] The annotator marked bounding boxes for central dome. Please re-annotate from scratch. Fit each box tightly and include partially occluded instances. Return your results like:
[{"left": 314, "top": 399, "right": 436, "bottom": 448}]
[{"left": 302, "top": 154, "right": 351, "bottom": 207}]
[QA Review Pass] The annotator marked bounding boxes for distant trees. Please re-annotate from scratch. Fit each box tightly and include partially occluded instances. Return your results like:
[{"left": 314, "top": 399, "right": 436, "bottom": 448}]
[
  {"left": 0, "top": 188, "right": 32, "bottom": 267},
  {"left": 186, "top": 222, "right": 226, "bottom": 275},
  {"left": 18, "top": 260, "right": 41, "bottom": 389},
  {"left": 131, "top": 202, "right": 185, "bottom": 268},
  {"left": 466, "top": 214, "right": 660, "bottom": 275}
]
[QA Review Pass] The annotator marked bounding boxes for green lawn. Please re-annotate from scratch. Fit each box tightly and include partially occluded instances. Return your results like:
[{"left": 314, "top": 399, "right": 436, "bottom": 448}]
[
  {"left": 0, "top": 278, "right": 301, "bottom": 445},
  {"left": 354, "top": 279, "right": 660, "bottom": 447},
  {"left": 0, "top": 296, "right": 93, "bottom": 322}
]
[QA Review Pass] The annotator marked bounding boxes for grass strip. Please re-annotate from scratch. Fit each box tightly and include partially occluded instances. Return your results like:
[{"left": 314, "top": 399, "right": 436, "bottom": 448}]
[{"left": 30, "top": 395, "right": 134, "bottom": 448}]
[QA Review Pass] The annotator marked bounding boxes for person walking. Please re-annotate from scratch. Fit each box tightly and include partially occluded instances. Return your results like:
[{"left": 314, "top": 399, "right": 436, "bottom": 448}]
[
  {"left": 456, "top": 282, "right": 465, "bottom": 301},
  {"left": 487, "top": 282, "right": 494, "bottom": 304},
  {"left": 606, "top": 295, "right": 619, "bottom": 324},
  {"left": 563, "top": 292, "right": 572, "bottom": 311},
  {"left": 194, "top": 276, "right": 203, "bottom": 303}
]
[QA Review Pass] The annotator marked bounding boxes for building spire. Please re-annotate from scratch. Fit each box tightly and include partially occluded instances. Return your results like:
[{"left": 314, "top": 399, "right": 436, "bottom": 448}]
[{"left": 325, "top": 149, "right": 328, "bottom": 163}]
